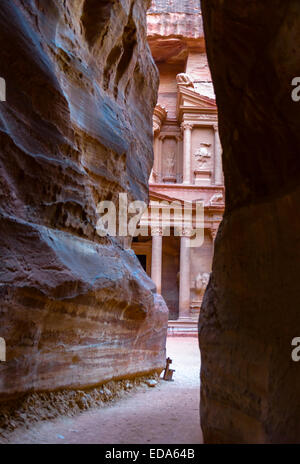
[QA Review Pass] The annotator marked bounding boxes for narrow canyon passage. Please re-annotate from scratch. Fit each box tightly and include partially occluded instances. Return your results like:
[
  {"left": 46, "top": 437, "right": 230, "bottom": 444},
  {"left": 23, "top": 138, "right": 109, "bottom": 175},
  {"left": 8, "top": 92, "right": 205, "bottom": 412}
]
[
  {"left": 4, "top": 338, "right": 202, "bottom": 444},
  {"left": 2, "top": 0, "right": 299, "bottom": 445}
]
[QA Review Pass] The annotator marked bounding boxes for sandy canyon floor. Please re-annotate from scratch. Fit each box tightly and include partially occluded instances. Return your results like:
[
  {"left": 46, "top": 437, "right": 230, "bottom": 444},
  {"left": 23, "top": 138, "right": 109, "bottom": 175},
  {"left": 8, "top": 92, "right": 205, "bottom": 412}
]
[{"left": 3, "top": 337, "right": 202, "bottom": 444}]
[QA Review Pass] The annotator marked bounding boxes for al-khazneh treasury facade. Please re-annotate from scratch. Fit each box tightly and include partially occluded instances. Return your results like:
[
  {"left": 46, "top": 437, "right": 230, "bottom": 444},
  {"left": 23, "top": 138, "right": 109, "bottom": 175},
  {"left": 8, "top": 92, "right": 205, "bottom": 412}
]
[{"left": 132, "top": 0, "right": 225, "bottom": 324}]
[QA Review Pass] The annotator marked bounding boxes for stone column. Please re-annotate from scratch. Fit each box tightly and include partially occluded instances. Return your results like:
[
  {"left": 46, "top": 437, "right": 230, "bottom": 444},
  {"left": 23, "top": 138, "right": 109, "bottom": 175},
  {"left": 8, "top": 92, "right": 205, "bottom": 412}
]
[
  {"left": 151, "top": 136, "right": 159, "bottom": 182},
  {"left": 157, "top": 135, "right": 164, "bottom": 183},
  {"left": 213, "top": 124, "right": 223, "bottom": 185},
  {"left": 175, "top": 134, "right": 182, "bottom": 183},
  {"left": 151, "top": 227, "right": 162, "bottom": 294},
  {"left": 181, "top": 122, "right": 193, "bottom": 184},
  {"left": 179, "top": 228, "right": 191, "bottom": 318},
  {"left": 209, "top": 224, "right": 218, "bottom": 242}
]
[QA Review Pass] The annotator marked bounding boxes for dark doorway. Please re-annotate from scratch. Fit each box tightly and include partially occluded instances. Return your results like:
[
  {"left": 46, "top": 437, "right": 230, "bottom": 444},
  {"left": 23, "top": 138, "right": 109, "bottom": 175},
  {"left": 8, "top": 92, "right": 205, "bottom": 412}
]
[{"left": 162, "top": 233, "right": 180, "bottom": 320}]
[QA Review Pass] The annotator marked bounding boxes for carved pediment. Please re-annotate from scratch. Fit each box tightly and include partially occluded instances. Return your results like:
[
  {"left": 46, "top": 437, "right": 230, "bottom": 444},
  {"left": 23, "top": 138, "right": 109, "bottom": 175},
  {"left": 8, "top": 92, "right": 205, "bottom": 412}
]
[{"left": 177, "top": 86, "right": 217, "bottom": 121}]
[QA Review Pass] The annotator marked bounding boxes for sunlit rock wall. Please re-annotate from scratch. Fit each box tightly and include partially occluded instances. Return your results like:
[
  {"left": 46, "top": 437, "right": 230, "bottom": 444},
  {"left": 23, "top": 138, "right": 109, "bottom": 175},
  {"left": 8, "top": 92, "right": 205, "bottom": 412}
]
[
  {"left": 0, "top": 0, "right": 168, "bottom": 401},
  {"left": 147, "top": 0, "right": 204, "bottom": 63},
  {"left": 199, "top": 0, "right": 300, "bottom": 444}
]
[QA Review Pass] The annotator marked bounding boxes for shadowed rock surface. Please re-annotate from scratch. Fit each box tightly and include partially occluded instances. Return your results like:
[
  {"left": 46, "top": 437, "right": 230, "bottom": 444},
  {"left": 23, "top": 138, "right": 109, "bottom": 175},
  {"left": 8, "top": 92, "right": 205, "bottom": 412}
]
[
  {"left": 199, "top": 0, "right": 300, "bottom": 444},
  {"left": 0, "top": 0, "right": 168, "bottom": 404}
]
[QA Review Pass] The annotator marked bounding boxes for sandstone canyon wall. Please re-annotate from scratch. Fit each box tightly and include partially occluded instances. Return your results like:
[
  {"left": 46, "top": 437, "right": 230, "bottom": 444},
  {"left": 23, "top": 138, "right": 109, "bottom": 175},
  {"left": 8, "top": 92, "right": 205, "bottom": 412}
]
[
  {"left": 147, "top": 0, "right": 214, "bottom": 100},
  {"left": 148, "top": 0, "right": 204, "bottom": 62},
  {"left": 199, "top": 0, "right": 300, "bottom": 443},
  {"left": 0, "top": 0, "right": 168, "bottom": 404}
]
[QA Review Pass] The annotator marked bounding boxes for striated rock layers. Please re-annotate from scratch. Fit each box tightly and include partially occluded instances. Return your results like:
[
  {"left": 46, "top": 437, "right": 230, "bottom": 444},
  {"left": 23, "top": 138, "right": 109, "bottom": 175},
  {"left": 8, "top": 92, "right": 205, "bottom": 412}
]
[
  {"left": 147, "top": 0, "right": 204, "bottom": 64},
  {"left": 199, "top": 1, "right": 300, "bottom": 444},
  {"left": 0, "top": 0, "right": 168, "bottom": 403}
]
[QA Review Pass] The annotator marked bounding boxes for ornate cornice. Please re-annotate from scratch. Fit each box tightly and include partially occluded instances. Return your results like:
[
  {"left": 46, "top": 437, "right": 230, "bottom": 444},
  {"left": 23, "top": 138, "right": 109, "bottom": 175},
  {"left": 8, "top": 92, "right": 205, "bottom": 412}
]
[
  {"left": 176, "top": 73, "right": 194, "bottom": 89},
  {"left": 182, "top": 226, "right": 194, "bottom": 237},
  {"left": 176, "top": 84, "right": 217, "bottom": 123},
  {"left": 181, "top": 121, "right": 193, "bottom": 131},
  {"left": 151, "top": 225, "right": 163, "bottom": 236},
  {"left": 209, "top": 225, "right": 219, "bottom": 241}
]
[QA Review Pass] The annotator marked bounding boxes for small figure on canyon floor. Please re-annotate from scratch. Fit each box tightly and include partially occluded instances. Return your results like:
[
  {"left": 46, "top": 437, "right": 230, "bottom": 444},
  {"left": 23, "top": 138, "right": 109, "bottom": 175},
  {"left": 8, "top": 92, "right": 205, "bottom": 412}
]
[{"left": 163, "top": 357, "right": 175, "bottom": 381}]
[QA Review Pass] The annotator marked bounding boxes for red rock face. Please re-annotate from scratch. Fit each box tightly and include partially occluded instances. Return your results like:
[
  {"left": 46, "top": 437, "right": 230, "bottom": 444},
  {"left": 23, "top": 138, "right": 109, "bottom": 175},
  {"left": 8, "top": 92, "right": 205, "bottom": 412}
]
[
  {"left": 200, "top": 0, "right": 300, "bottom": 444},
  {"left": 148, "top": 0, "right": 204, "bottom": 63},
  {"left": 0, "top": 0, "right": 168, "bottom": 401}
]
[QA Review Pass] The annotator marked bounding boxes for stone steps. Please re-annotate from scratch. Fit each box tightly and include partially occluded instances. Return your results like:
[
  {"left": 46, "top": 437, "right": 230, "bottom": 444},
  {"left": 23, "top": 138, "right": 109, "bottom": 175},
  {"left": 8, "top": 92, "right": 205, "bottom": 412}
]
[{"left": 168, "top": 318, "right": 199, "bottom": 337}]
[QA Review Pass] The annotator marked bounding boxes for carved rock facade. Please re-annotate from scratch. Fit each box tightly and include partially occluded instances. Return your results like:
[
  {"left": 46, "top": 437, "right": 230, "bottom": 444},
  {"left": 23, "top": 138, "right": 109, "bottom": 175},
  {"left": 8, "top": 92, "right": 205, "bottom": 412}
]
[{"left": 132, "top": 1, "right": 224, "bottom": 323}]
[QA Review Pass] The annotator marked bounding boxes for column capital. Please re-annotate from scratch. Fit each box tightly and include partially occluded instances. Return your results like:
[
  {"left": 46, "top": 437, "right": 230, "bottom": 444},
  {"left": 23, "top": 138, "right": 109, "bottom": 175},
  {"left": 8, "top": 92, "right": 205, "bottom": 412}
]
[
  {"left": 151, "top": 225, "right": 163, "bottom": 236},
  {"left": 153, "top": 104, "right": 167, "bottom": 136},
  {"left": 181, "top": 122, "right": 193, "bottom": 131},
  {"left": 213, "top": 124, "right": 218, "bottom": 132},
  {"left": 209, "top": 225, "right": 218, "bottom": 241},
  {"left": 182, "top": 226, "right": 193, "bottom": 237}
]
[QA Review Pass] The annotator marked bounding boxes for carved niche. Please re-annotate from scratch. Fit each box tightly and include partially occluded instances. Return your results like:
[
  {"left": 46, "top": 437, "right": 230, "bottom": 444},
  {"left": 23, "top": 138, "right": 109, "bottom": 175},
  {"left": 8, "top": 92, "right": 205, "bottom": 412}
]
[
  {"left": 194, "top": 143, "right": 212, "bottom": 168},
  {"left": 190, "top": 272, "right": 210, "bottom": 314},
  {"left": 162, "top": 137, "right": 178, "bottom": 183},
  {"left": 193, "top": 142, "right": 213, "bottom": 185}
]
